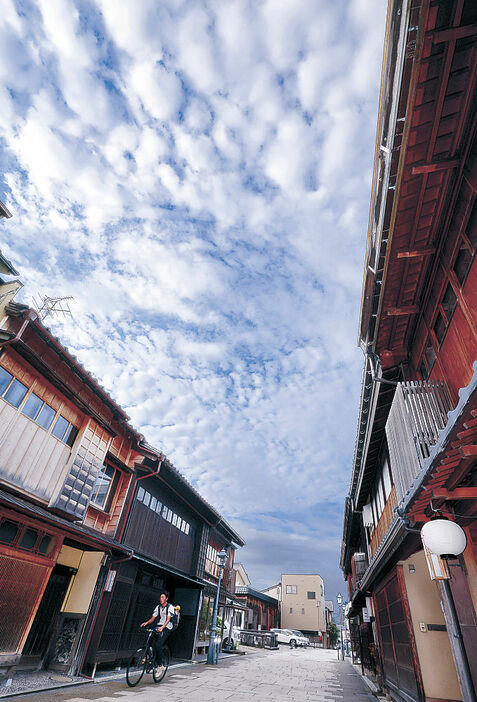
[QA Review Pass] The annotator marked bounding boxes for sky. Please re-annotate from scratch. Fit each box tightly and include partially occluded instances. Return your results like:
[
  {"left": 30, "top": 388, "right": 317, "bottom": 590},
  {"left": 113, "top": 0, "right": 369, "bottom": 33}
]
[{"left": 0, "top": 0, "right": 387, "bottom": 602}]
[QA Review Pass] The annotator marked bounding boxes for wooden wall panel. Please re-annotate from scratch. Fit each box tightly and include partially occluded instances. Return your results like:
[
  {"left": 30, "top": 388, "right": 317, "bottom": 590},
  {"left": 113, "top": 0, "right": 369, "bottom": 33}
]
[
  {"left": 0, "top": 408, "right": 71, "bottom": 502},
  {"left": 431, "top": 307, "right": 476, "bottom": 399}
]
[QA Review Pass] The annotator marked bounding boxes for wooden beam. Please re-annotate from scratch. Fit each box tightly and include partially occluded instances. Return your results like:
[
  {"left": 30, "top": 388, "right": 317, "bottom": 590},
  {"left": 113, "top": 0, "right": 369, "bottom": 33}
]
[
  {"left": 432, "top": 488, "right": 477, "bottom": 500},
  {"left": 459, "top": 445, "right": 477, "bottom": 457},
  {"left": 385, "top": 305, "right": 419, "bottom": 316},
  {"left": 396, "top": 248, "right": 435, "bottom": 259},
  {"left": 432, "top": 24, "right": 477, "bottom": 44},
  {"left": 411, "top": 159, "right": 460, "bottom": 175}
]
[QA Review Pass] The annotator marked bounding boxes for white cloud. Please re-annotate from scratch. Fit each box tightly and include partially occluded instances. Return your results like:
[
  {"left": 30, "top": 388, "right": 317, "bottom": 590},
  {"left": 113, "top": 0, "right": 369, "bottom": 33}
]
[{"left": 0, "top": 0, "right": 387, "bottom": 594}]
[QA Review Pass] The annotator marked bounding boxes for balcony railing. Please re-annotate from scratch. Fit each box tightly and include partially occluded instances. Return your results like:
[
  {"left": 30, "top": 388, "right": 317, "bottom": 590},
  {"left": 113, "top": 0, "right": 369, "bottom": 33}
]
[
  {"left": 369, "top": 486, "right": 397, "bottom": 557},
  {"left": 385, "top": 380, "right": 452, "bottom": 503}
]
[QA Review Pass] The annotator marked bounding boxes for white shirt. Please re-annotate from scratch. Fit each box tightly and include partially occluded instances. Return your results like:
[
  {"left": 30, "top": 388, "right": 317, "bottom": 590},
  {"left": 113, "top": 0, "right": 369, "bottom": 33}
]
[{"left": 153, "top": 603, "right": 174, "bottom": 630}]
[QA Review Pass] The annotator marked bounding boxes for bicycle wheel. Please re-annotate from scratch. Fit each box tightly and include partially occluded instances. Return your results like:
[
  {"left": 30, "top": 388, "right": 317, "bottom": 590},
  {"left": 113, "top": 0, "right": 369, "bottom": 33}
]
[
  {"left": 152, "top": 645, "right": 170, "bottom": 683},
  {"left": 126, "top": 647, "right": 147, "bottom": 687}
]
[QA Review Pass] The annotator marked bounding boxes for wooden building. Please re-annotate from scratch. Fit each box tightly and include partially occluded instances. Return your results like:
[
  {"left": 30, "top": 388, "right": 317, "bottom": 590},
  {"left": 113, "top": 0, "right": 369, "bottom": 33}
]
[
  {"left": 0, "top": 301, "right": 150, "bottom": 676},
  {"left": 234, "top": 586, "right": 279, "bottom": 631},
  {"left": 341, "top": 1, "right": 477, "bottom": 701},
  {"left": 0, "top": 296, "right": 244, "bottom": 677},
  {"left": 85, "top": 459, "right": 244, "bottom": 669}
]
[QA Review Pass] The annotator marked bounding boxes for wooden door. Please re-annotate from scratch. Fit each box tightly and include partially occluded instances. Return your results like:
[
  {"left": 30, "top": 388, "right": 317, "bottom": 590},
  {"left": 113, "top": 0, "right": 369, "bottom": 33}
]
[
  {"left": 374, "top": 568, "right": 422, "bottom": 702},
  {"left": 22, "top": 564, "right": 73, "bottom": 666}
]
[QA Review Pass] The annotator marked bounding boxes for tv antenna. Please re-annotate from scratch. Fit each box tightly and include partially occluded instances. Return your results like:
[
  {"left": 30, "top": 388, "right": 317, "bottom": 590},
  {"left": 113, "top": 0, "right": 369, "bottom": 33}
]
[{"left": 32, "top": 294, "right": 74, "bottom": 322}]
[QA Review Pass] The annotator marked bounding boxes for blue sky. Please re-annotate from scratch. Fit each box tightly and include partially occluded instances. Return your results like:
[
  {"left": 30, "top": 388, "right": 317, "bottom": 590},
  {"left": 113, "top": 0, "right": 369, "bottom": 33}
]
[{"left": 0, "top": 0, "right": 387, "bottom": 602}]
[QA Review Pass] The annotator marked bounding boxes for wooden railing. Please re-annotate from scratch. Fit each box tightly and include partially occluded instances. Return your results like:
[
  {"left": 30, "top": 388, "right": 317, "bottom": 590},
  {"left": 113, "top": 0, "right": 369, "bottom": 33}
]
[
  {"left": 369, "top": 486, "right": 397, "bottom": 558},
  {"left": 386, "top": 380, "right": 452, "bottom": 503}
]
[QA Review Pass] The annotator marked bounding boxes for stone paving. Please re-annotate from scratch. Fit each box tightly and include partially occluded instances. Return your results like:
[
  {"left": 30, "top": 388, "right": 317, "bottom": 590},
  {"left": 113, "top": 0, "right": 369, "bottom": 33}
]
[{"left": 13, "top": 646, "right": 378, "bottom": 702}]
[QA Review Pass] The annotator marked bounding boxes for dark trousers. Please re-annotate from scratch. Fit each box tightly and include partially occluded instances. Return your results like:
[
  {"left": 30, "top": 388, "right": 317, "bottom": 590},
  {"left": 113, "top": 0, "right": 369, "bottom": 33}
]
[{"left": 153, "top": 628, "right": 172, "bottom": 664}]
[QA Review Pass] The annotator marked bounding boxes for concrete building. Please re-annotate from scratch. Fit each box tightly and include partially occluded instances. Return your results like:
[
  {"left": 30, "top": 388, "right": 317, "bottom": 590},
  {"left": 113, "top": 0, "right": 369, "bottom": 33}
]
[{"left": 280, "top": 574, "right": 326, "bottom": 638}]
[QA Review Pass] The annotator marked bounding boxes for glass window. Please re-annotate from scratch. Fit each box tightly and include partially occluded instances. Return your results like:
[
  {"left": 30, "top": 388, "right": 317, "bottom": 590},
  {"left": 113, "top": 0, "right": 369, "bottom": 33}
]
[
  {"left": 307, "top": 591, "right": 316, "bottom": 599},
  {"left": 52, "top": 415, "right": 69, "bottom": 440},
  {"left": 286, "top": 585, "right": 297, "bottom": 594},
  {"left": 4, "top": 378, "right": 28, "bottom": 407},
  {"left": 150, "top": 496, "right": 157, "bottom": 511},
  {"left": 64, "top": 425, "right": 78, "bottom": 447},
  {"left": 137, "top": 486, "right": 145, "bottom": 502},
  {"left": 172, "top": 513, "right": 178, "bottom": 527},
  {"left": 20, "top": 528, "right": 38, "bottom": 550},
  {"left": 383, "top": 457, "right": 392, "bottom": 498},
  {"left": 0, "top": 366, "right": 13, "bottom": 395},
  {"left": 167, "top": 509, "right": 173, "bottom": 522},
  {"left": 301, "top": 608, "right": 305, "bottom": 614},
  {"left": 90, "top": 464, "right": 115, "bottom": 508},
  {"left": 289, "top": 608, "right": 293, "bottom": 614},
  {"left": 185, "top": 523, "right": 190, "bottom": 535},
  {"left": 375, "top": 478, "right": 384, "bottom": 517},
  {"left": 425, "top": 341, "right": 437, "bottom": 372},
  {"left": 466, "top": 202, "right": 477, "bottom": 248},
  {"left": 433, "top": 313, "right": 447, "bottom": 345},
  {"left": 155, "top": 500, "right": 162, "bottom": 514},
  {"left": 0, "top": 520, "right": 19, "bottom": 544},
  {"left": 36, "top": 403, "right": 55, "bottom": 430},
  {"left": 442, "top": 283, "right": 458, "bottom": 321},
  {"left": 162, "top": 505, "right": 168, "bottom": 518},
  {"left": 22, "top": 392, "right": 43, "bottom": 419},
  {"left": 454, "top": 246, "right": 473, "bottom": 285},
  {"left": 38, "top": 535, "right": 53, "bottom": 555},
  {"left": 143, "top": 491, "right": 151, "bottom": 508}
]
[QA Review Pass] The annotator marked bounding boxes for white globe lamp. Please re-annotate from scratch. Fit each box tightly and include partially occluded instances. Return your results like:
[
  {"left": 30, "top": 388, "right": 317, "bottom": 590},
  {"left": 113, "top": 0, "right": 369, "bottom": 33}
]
[{"left": 421, "top": 515, "right": 467, "bottom": 558}]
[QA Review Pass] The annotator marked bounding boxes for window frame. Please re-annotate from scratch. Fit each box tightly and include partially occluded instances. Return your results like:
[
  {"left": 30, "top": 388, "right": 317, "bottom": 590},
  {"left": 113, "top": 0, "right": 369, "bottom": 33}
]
[{"left": 89, "top": 463, "right": 118, "bottom": 512}]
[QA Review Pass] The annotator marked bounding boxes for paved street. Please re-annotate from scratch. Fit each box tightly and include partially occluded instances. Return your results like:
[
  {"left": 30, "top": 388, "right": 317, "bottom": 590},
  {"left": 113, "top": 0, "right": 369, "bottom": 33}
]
[{"left": 15, "top": 647, "right": 377, "bottom": 702}]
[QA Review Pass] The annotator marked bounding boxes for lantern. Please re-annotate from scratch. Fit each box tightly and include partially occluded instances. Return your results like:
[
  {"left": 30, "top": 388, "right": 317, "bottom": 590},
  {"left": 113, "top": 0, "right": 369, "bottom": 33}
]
[{"left": 421, "top": 515, "right": 467, "bottom": 558}]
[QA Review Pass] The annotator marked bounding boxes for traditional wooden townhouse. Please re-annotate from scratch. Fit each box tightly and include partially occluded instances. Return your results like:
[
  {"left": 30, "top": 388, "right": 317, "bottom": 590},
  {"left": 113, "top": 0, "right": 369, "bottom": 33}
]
[
  {"left": 0, "top": 301, "right": 153, "bottom": 677},
  {"left": 85, "top": 459, "right": 244, "bottom": 671},
  {"left": 195, "top": 522, "right": 244, "bottom": 655},
  {"left": 341, "top": 2, "right": 477, "bottom": 702},
  {"left": 234, "top": 586, "right": 279, "bottom": 631},
  {"left": 0, "top": 297, "right": 244, "bottom": 678}
]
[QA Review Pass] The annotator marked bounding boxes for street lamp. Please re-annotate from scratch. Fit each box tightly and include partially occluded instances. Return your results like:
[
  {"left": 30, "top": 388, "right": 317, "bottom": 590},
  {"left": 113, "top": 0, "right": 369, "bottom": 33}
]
[
  {"left": 420, "top": 515, "right": 475, "bottom": 701},
  {"left": 421, "top": 514, "right": 467, "bottom": 558},
  {"left": 207, "top": 549, "right": 228, "bottom": 664},
  {"left": 337, "top": 593, "right": 344, "bottom": 661}
]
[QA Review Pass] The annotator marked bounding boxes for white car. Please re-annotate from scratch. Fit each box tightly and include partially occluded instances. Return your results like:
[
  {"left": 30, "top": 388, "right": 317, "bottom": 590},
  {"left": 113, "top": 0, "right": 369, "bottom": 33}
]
[{"left": 270, "top": 628, "right": 310, "bottom": 648}]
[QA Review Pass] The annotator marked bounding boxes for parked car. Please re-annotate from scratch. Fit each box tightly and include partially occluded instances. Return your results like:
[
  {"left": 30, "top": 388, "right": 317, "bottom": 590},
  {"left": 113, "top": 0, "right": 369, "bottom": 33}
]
[{"left": 270, "top": 628, "right": 310, "bottom": 648}]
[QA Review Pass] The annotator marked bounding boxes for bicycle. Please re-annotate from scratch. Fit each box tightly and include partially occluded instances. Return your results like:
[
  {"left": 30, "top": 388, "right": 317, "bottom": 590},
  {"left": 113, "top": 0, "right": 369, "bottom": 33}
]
[{"left": 126, "top": 628, "right": 171, "bottom": 687}]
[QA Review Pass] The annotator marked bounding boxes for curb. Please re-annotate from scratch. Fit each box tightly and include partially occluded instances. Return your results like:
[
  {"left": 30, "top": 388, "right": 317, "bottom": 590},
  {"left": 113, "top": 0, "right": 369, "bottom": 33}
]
[
  {"left": 0, "top": 678, "right": 90, "bottom": 699},
  {"left": 0, "top": 660, "right": 192, "bottom": 699}
]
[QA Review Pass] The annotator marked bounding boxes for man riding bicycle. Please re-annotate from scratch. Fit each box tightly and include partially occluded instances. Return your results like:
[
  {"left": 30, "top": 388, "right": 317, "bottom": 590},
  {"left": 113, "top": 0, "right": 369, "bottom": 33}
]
[{"left": 141, "top": 590, "right": 174, "bottom": 671}]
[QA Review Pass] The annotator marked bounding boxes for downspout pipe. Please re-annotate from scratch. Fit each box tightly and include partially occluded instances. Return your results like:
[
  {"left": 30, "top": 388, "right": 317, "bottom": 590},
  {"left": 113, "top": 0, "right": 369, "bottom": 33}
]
[
  {"left": 79, "top": 451, "right": 162, "bottom": 675},
  {"left": 367, "top": 352, "right": 400, "bottom": 387},
  {"left": 117, "top": 456, "right": 163, "bottom": 542}
]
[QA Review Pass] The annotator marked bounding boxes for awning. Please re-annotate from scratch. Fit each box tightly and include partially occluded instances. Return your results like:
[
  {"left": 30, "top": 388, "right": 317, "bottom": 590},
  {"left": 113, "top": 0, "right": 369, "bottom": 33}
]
[
  {"left": 0, "top": 489, "right": 129, "bottom": 554},
  {"left": 132, "top": 551, "right": 205, "bottom": 586}
]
